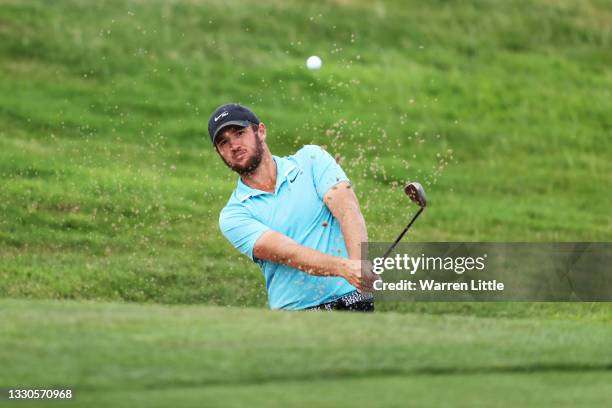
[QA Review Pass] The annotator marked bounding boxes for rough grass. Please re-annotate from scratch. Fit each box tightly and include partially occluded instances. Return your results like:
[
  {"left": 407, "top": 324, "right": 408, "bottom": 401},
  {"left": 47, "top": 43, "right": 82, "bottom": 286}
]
[{"left": 0, "top": 0, "right": 610, "bottom": 313}]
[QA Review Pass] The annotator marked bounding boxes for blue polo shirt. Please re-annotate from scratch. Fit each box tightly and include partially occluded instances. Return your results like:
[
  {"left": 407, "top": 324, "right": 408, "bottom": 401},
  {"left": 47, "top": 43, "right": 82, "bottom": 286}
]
[{"left": 219, "top": 145, "right": 357, "bottom": 310}]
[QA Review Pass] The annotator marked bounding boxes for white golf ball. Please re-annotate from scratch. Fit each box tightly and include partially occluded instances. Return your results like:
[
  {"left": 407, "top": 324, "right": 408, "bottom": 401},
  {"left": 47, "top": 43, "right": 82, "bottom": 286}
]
[{"left": 306, "top": 55, "right": 322, "bottom": 70}]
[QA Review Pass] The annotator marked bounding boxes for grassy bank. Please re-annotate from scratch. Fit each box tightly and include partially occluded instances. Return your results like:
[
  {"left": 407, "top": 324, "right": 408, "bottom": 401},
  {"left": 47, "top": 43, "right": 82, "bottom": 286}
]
[{"left": 1, "top": 0, "right": 610, "bottom": 308}]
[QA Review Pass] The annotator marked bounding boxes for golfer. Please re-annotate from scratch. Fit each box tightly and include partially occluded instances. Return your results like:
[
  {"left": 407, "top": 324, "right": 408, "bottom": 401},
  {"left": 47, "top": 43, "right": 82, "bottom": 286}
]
[{"left": 210, "top": 103, "right": 373, "bottom": 311}]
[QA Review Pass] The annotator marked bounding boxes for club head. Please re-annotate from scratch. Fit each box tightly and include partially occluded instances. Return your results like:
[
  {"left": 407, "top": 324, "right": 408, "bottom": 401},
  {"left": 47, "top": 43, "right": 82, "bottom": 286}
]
[{"left": 404, "top": 182, "right": 427, "bottom": 208}]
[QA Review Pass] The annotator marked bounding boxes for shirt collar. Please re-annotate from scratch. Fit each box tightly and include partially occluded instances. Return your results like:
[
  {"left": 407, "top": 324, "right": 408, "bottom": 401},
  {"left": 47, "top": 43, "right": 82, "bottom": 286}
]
[{"left": 235, "top": 155, "right": 299, "bottom": 202}]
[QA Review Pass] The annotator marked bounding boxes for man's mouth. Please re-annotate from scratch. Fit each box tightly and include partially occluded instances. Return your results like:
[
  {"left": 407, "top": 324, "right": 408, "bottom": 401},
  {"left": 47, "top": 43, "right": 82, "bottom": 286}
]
[{"left": 234, "top": 151, "right": 247, "bottom": 160}]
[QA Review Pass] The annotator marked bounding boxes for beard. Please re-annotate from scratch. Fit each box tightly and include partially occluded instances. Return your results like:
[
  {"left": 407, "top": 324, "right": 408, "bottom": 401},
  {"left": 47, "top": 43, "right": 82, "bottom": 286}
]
[{"left": 222, "top": 134, "right": 264, "bottom": 175}]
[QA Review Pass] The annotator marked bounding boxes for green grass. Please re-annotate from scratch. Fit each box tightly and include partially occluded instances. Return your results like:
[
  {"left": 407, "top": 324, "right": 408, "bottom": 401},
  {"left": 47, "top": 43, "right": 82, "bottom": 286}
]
[
  {"left": 79, "top": 373, "right": 611, "bottom": 408},
  {"left": 1, "top": 299, "right": 611, "bottom": 407},
  {"left": 1, "top": 1, "right": 611, "bottom": 404},
  {"left": 1, "top": 0, "right": 610, "bottom": 306}
]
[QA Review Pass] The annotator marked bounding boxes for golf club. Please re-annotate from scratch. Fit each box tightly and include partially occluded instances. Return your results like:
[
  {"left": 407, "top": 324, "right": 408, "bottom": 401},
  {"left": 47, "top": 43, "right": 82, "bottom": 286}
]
[{"left": 381, "top": 181, "right": 427, "bottom": 260}]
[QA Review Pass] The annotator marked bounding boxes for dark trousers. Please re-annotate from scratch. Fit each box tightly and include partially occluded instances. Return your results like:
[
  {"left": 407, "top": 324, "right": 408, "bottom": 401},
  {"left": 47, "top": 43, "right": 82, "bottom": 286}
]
[{"left": 305, "top": 291, "right": 374, "bottom": 312}]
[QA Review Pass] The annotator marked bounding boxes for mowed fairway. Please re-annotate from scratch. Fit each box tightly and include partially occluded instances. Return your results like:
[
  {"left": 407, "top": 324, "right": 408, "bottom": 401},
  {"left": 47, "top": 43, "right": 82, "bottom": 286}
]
[{"left": 1, "top": 299, "right": 611, "bottom": 407}]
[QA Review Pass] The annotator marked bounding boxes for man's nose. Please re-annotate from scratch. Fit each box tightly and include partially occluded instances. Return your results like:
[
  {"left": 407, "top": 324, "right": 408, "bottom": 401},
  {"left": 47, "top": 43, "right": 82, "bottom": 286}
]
[{"left": 229, "top": 139, "right": 243, "bottom": 151}]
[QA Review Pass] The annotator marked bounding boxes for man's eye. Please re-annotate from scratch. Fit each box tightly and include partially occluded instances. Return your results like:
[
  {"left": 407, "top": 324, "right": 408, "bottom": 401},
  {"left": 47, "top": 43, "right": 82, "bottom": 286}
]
[{"left": 218, "top": 140, "right": 227, "bottom": 146}]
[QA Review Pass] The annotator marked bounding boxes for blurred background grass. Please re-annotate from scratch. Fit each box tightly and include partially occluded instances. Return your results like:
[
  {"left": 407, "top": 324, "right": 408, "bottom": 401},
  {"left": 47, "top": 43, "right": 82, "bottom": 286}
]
[{"left": 0, "top": 0, "right": 610, "bottom": 311}]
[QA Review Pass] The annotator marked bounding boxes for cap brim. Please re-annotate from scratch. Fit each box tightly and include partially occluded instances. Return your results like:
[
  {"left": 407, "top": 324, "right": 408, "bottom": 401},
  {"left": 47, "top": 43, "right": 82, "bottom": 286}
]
[{"left": 213, "top": 120, "right": 252, "bottom": 143}]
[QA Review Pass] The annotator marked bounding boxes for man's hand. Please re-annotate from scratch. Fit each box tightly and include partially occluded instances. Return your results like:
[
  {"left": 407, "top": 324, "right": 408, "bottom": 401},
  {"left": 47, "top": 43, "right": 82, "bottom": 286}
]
[
  {"left": 340, "top": 259, "right": 363, "bottom": 289},
  {"left": 341, "top": 259, "right": 379, "bottom": 292}
]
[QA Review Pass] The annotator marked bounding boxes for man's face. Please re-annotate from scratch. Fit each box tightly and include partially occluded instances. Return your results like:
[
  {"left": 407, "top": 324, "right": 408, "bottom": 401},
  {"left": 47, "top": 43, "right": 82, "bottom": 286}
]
[{"left": 215, "top": 125, "right": 264, "bottom": 175}]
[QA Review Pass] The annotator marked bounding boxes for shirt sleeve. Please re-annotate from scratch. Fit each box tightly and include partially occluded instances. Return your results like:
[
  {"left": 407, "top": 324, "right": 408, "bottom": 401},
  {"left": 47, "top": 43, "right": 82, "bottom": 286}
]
[
  {"left": 219, "top": 204, "right": 271, "bottom": 261},
  {"left": 302, "top": 145, "right": 350, "bottom": 200}
]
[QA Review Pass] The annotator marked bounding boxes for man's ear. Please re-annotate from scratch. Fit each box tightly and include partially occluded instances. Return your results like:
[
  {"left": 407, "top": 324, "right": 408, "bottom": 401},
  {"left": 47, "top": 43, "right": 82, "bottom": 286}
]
[{"left": 258, "top": 122, "right": 267, "bottom": 141}]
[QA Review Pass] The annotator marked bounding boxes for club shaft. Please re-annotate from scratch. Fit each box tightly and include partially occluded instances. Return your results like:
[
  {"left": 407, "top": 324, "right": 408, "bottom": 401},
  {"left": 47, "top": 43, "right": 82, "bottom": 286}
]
[{"left": 381, "top": 207, "right": 424, "bottom": 260}]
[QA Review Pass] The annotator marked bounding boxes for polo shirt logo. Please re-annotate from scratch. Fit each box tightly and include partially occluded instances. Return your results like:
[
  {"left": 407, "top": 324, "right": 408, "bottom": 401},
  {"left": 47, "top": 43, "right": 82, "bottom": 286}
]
[{"left": 284, "top": 165, "right": 301, "bottom": 183}]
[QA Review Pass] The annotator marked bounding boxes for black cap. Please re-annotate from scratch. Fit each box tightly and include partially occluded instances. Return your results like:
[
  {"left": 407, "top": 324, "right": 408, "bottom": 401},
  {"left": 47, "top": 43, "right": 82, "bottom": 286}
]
[{"left": 208, "top": 103, "right": 260, "bottom": 144}]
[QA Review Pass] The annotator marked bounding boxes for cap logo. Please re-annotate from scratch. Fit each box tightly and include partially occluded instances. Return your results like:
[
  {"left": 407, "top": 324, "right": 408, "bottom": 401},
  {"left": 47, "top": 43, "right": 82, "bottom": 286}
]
[{"left": 214, "top": 111, "right": 229, "bottom": 122}]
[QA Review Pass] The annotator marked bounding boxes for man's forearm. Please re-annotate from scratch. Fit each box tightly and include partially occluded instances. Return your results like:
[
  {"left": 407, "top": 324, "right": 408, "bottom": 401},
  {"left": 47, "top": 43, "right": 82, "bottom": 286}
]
[
  {"left": 253, "top": 230, "right": 351, "bottom": 279},
  {"left": 325, "top": 184, "right": 368, "bottom": 260},
  {"left": 281, "top": 241, "right": 352, "bottom": 278},
  {"left": 337, "top": 206, "right": 367, "bottom": 260}
]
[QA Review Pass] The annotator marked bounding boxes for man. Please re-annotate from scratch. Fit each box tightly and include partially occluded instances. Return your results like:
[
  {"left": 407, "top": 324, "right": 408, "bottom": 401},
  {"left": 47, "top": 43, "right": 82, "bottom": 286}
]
[{"left": 210, "top": 103, "right": 373, "bottom": 311}]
